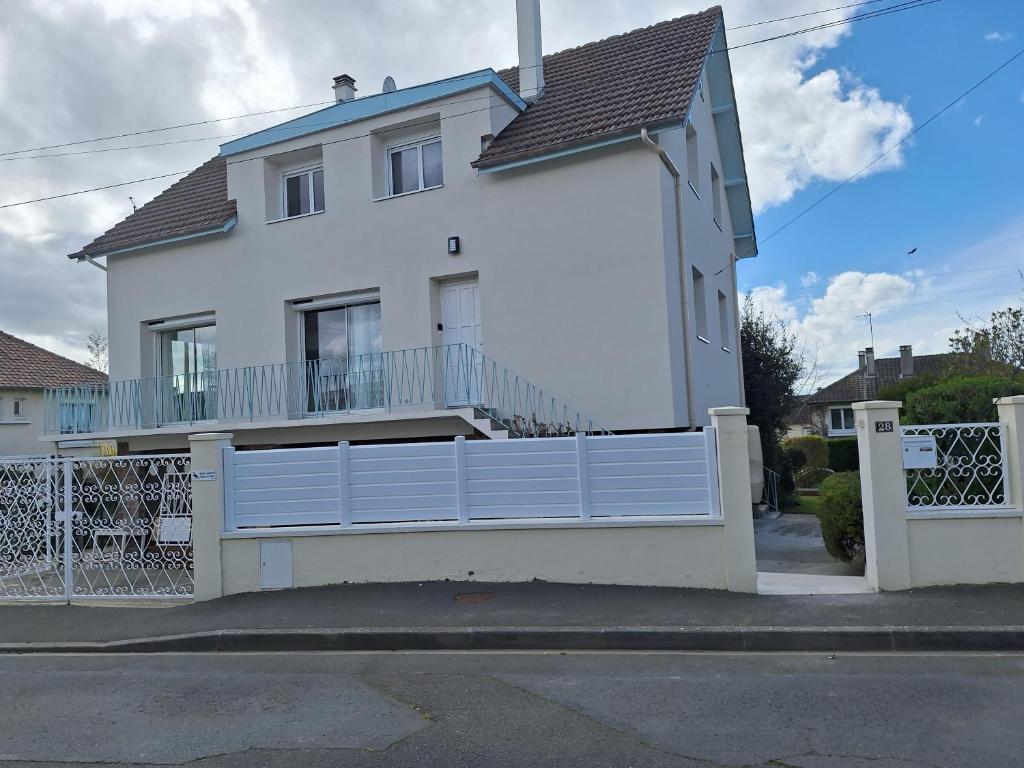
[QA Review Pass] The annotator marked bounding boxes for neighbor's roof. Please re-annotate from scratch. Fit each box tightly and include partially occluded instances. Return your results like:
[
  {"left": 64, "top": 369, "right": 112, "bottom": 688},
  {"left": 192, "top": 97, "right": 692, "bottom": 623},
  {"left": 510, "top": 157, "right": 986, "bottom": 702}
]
[
  {"left": 475, "top": 7, "right": 722, "bottom": 169},
  {"left": 70, "top": 6, "right": 724, "bottom": 260},
  {"left": 0, "top": 331, "right": 107, "bottom": 389},
  {"left": 807, "top": 353, "right": 957, "bottom": 406},
  {"left": 69, "top": 156, "right": 236, "bottom": 260}
]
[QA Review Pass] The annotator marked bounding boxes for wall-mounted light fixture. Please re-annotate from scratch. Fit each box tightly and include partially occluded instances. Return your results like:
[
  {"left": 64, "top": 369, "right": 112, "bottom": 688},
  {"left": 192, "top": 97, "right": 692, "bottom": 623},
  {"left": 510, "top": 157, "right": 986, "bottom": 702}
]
[{"left": 448, "top": 236, "right": 461, "bottom": 255}]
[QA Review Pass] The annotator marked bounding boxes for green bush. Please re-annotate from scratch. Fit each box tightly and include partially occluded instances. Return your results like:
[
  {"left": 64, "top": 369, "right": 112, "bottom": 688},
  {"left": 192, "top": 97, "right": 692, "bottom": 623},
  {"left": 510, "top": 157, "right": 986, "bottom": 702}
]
[
  {"left": 828, "top": 437, "right": 859, "bottom": 472},
  {"left": 795, "top": 466, "right": 834, "bottom": 488},
  {"left": 903, "top": 375, "right": 1024, "bottom": 425},
  {"left": 876, "top": 372, "right": 940, "bottom": 404},
  {"left": 782, "top": 446, "right": 807, "bottom": 472},
  {"left": 816, "top": 472, "right": 864, "bottom": 562},
  {"left": 782, "top": 435, "right": 828, "bottom": 470}
]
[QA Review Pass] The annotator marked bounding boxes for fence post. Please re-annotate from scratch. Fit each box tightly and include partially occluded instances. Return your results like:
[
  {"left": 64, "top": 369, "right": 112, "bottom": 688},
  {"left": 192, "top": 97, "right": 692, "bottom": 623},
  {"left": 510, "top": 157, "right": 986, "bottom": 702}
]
[
  {"left": 454, "top": 436, "right": 469, "bottom": 523},
  {"left": 188, "top": 432, "right": 232, "bottom": 602},
  {"left": 576, "top": 432, "right": 591, "bottom": 521},
  {"left": 853, "top": 401, "right": 910, "bottom": 591},
  {"left": 338, "top": 441, "right": 351, "bottom": 527},
  {"left": 709, "top": 407, "right": 757, "bottom": 593},
  {"left": 995, "top": 396, "right": 1024, "bottom": 511}
]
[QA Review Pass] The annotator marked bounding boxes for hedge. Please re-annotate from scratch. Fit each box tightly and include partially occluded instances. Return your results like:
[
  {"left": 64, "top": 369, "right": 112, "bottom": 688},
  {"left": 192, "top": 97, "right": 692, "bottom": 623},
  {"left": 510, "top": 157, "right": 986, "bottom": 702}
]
[
  {"left": 782, "top": 435, "right": 828, "bottom": 470},
  {"left": 816, "top": 471, "right": 864, "bottom": 562},
  {"left": 827, "top": 437, "right": 859, "bottom": 472},
  {"left": 903, "top": 375, "right": 1024, "bottom": 425}
]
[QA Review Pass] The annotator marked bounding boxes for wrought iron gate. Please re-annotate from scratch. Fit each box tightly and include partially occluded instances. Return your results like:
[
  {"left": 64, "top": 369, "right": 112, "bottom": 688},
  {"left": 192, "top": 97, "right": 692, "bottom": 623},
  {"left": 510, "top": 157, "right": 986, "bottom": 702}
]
[{"left": 0, "top": 455, "right": 193, "bottom": 601}]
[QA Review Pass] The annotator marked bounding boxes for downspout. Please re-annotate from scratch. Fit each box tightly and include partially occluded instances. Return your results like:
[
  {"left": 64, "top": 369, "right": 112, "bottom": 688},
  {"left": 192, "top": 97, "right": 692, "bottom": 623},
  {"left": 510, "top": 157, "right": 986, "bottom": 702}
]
[
  {"left": 729, "top": 254, "right": 745, "bottom": 406},
  {"left": 640, "top": 127, "right": 696, "bottom": 430}
]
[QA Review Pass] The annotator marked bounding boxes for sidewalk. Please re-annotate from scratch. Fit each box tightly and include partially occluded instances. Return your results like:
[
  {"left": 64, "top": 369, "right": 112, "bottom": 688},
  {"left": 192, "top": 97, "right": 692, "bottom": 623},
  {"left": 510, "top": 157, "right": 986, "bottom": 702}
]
[{"left": 2, "top": 581, "right": 1023, "bottom": 653}]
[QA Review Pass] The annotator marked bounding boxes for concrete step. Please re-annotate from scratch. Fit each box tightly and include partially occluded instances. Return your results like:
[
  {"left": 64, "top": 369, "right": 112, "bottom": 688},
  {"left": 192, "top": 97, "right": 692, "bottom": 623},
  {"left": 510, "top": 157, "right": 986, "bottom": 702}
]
[{"left": 757, "top": 572, "right": 874, "bottom": 596}]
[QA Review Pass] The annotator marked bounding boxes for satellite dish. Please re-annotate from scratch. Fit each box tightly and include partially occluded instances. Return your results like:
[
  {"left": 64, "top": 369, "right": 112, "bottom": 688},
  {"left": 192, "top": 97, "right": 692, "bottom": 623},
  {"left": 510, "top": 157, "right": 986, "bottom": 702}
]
[{"left": 383, "top": 76, "right": 397, "bottom": 93}]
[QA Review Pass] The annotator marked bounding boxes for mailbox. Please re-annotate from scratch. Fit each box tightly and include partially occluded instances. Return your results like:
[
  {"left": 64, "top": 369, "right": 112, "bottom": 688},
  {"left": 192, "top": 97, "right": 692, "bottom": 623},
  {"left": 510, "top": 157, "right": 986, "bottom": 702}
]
[{"left": 902, "top": 435, "right": 938, "bottom": 469}]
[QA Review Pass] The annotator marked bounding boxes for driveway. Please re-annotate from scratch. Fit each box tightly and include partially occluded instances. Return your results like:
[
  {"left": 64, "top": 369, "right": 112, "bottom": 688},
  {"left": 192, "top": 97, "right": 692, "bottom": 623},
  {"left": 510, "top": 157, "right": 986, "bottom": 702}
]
[{"left": 755, "top": 513, "right": 863, "bottom": 576}]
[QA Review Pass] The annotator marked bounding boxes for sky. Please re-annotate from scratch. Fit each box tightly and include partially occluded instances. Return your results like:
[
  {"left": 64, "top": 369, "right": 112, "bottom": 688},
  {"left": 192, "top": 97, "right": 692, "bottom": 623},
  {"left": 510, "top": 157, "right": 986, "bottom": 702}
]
[{"left": 0, "top": 0, "right": 1021, "bottom": 386}]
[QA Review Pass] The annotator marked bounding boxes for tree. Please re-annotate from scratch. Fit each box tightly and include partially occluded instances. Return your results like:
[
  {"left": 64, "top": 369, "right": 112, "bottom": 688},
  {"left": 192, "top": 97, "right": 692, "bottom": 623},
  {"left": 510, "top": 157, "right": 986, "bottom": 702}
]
[
  {"left": 740, "top": 294, "right": 807, "bottom": 471},
  {"left": 86, "top": 332, "right": 108, "bottom": 373},
  {"left": 949, "top": 305, "right": 1024, "bottom": 375}
]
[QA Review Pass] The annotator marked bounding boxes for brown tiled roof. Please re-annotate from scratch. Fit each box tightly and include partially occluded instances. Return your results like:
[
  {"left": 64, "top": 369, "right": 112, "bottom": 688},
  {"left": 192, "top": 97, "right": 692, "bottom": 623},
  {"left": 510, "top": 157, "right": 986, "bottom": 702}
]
[
  {"left": 0, "top": 331, "right": 107, "bottom": 389},
  {"left": 70, "top": 8, "right": 720, "bottom": 255},
  {"left": 69, "top": 156, "right": 236, "bottom": 259},
  {"left": 474, "top": 7, "right": 722, "bottom": 169},
  {"left": 807, "top": 353, "right": 957, "bottom": 406}
]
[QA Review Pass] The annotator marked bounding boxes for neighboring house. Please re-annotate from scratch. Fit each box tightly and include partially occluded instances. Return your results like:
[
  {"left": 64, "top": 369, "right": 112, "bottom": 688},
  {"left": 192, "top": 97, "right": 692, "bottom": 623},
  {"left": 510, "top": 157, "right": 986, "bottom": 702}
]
[
  {"left": 797, "top": 345, "right": 955, "bottom": 438},
  {"left": 0, "top": 331, "right": 107, "bottom": 457},
  {"left": 50, "top": 2, "right": 757, "bottom": 452}
]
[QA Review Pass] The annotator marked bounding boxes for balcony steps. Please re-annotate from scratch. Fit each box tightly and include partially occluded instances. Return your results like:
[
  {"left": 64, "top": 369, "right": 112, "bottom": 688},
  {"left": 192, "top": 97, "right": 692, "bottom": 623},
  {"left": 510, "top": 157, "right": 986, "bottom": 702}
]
[{"left": 459, "top": 408, "right": 509, "bottom": 440}]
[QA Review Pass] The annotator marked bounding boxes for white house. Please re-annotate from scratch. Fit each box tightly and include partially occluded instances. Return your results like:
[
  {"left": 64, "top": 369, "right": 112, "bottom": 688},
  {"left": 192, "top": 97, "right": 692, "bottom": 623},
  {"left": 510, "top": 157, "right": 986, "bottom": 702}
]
[
  {"left": 0, "top": 330, "right": 107, "bottom": 457},
  {"left": 48, "top": 2, "right": 756, "bottom": 452}
]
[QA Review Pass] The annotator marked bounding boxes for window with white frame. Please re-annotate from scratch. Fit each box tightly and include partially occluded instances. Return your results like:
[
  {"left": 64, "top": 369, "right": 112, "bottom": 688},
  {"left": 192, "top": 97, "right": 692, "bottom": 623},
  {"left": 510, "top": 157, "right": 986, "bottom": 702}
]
[
  {"left": 711, "top": 164, "right": 723, "bottom": 229},
  {"left": 388, "top": 137, "right": 443, "bottom": 196},
  {"left": 692, "top": 266, "right": 709, "bottom": 341},
  {"left": 686, "top": 124, "right": 699, "bottom": 195},
  {"left": 829, "top": 407, "right": 856, "bottom": 434},
  {"left": 282, "top": 165, "right": 325, "bottom": 219},
  {"left": 718, "top": 290, "right": 731, "bottom": 351}
]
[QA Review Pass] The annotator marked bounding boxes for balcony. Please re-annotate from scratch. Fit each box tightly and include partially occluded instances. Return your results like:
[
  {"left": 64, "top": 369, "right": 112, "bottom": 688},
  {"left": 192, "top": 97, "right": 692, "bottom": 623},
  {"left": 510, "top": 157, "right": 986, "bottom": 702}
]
[{"left": 44, "top": 344, "right": 609, "bottom": 440}]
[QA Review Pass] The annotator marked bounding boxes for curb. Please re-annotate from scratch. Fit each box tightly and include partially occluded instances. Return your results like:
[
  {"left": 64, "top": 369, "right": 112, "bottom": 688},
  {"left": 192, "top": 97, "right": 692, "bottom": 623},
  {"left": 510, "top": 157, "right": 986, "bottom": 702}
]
[{"left": 2, "top": 625, "right": 1024, "bottom": 653}]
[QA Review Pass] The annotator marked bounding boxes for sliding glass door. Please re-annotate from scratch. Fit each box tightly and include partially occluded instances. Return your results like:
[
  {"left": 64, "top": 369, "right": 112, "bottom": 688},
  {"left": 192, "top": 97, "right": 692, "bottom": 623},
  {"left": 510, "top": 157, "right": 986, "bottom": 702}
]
[
  {"left": 302, "top": 302, "right": 383, "bottom": 413},
  {"left": 158, "top": 324, "right": 217, "bottom": 423}
]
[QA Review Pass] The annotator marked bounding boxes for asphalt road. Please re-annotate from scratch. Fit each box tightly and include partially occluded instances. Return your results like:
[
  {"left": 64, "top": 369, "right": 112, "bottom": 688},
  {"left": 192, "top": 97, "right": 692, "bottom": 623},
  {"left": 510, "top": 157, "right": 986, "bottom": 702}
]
[{"left": 0, "top": 651, "right": 1020, "bottom": 767}]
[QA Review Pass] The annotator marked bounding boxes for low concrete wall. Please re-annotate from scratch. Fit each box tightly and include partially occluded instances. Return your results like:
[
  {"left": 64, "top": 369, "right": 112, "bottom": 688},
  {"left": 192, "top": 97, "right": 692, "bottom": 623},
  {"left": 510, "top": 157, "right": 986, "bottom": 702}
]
[
  {"left": 907, "top": 515, "right": 1024, "bottom": 587},
  {"left": 220, "top": 523, "right": 727, "bottom": 595}
]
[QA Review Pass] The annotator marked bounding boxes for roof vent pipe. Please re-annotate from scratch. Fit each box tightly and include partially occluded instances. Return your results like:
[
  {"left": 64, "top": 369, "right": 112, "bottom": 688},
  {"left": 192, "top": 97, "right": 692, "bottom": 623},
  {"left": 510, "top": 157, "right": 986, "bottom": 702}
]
[
  {"left": 333, "top": 74, "right": 357, "bottom": 103},
  {"left": 900, "top": 345, "right": 914, "bottom": 378},
  {"left": 516, "top": 0, "right": 545, "bottom": 100}
]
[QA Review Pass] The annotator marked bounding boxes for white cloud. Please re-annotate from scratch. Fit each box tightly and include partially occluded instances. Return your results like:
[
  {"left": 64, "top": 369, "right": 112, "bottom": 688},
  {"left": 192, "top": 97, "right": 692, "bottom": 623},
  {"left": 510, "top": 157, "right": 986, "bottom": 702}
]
[
  {"left": 974, "top": 115, "right": 984, "bottom": 127},
  {"left": 985, "top": 31, "right": 1014, "bottom": 43},
  {"left": 800, "top": 271, "right": 820, "bottom": 287},
  {"left": 0, "top": 0, "right": 917, "bottom": 358},
  {"left": 745, "top": 218, "right": 1024, "bottom": 386}
]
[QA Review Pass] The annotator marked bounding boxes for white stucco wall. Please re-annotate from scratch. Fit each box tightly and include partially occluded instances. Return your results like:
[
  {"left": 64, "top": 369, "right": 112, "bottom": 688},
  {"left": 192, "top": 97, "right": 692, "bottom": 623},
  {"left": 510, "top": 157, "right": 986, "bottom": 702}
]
[
  {"left": 907, "top": 515, "right": 1024, "bottom": 587},
  {"left": 219, "top": 524, "right": 728, "bottom": 594},
  {"left": 0, "top": 389, "right": 48, "bottom": 457},
  {"left": 102, "top": 78, "right": 745, "bottom": 438}
]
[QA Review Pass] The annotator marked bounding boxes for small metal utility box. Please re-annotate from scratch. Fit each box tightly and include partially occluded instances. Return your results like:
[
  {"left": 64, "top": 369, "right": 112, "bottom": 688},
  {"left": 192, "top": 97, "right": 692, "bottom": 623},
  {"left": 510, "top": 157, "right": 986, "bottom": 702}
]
[{"left": 902, "top": 435, "right": 939, "bottom": 469}]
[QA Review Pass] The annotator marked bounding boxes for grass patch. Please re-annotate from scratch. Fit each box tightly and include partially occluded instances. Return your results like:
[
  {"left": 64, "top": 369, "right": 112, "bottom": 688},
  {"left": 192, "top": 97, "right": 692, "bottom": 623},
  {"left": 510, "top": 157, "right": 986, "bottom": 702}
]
[{"left": 783, "top": 493, "right": 823, "bottom": 515}]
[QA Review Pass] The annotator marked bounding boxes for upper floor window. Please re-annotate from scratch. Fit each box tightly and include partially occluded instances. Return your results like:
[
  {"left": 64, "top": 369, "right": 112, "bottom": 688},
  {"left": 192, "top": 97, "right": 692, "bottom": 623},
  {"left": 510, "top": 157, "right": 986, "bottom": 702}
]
[
  {"left": 282, "top": 165, "right": 325, "bottom": 219},
  {"left": 692, "top": 266, "right": 709, "bottom": 341},
  {"left": 388, "top": 137, "right": 443, "bottom": 196},
  {"left": 685, "top": 124, "right": 699, "bottom": 196},
  {"left": 711, "top": 164, "right": 722, "bottom": 230}
]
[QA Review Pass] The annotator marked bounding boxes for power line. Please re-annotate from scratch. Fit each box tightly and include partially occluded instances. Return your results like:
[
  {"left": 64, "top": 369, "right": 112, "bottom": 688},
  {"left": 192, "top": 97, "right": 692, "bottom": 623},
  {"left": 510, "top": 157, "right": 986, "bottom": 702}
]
[
  {"left": 762, "top": 44, "right": 1024, "bottom": 244},
  {"left": 0, "top": 171, "right": 192, "bottom": 210},
  {"left": 716, "top": 0, "right": 941, "bottom": 53},
  {"left": 1, "top": 0, "right": 936, "bottom": 161},
  {"left": 727, "top": 0, "right": 890, "bottom": 30}
]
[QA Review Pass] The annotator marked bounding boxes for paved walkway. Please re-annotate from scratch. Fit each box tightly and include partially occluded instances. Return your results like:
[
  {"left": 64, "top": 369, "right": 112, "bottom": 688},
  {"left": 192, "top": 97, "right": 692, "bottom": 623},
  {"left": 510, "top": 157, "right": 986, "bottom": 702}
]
[
  {"left": 754, "top": 513, "right": 863, "bottom": 576},
  {"left": 1, "top": 580, "right": 1023, "bottom": 649}
]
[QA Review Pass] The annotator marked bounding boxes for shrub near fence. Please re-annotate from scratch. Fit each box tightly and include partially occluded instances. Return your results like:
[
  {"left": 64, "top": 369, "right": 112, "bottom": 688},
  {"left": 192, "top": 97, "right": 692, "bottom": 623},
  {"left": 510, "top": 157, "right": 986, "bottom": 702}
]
[
  {"left": 816, "top": 471, "right": 864, "bottom": 563},
  {"left": 782, "top": 436, "right": 828, "bottom": 470},
  {"left": 828, "top": 437, "right": 859, "bottom": 472}
]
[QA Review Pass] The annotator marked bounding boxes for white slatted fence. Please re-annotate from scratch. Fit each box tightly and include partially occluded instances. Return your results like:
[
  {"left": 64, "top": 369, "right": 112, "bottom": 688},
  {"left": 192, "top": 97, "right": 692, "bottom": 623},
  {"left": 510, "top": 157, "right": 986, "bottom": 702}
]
[{"left": 225, "top": 431, "right": 721, "bottom": 531}]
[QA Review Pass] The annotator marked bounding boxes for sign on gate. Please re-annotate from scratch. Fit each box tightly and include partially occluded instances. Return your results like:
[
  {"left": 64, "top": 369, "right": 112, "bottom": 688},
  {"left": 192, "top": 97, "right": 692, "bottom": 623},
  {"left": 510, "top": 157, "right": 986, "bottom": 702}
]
[{"left": 0, "top": 455, "right": 194, "bottom": 601}]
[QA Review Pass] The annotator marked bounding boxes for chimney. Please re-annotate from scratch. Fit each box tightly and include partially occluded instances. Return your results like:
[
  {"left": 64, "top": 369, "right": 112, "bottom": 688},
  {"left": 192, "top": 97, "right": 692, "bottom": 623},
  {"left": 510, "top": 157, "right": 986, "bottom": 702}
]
[
  {"left": 332, "top": 74, "right": 357, "bottom": 103},
  {"left": 865, "top": 347, "right": 876, "bottom": 377},
  {"left": 858, "top": 351, "right": 866, "bottom": 372},
  {"left": 900, "top": 344, "right": 914, "bottom": 378},
  {"left": 516, "top": 0, "right": 545, "bottom": 100}
]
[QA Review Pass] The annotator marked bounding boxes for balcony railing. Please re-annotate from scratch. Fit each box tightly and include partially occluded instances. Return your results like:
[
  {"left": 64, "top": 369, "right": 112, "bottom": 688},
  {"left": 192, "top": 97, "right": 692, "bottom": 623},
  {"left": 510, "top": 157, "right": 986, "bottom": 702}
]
[{"left": 44, "top": 344, "right": 610, "bottom": 439}]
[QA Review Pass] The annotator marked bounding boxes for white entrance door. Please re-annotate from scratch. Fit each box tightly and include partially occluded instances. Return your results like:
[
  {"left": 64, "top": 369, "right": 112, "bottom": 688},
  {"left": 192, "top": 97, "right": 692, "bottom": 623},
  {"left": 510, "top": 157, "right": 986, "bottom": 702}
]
[{"left": 441, "top": 280, "right": 481, "bottom": 406}]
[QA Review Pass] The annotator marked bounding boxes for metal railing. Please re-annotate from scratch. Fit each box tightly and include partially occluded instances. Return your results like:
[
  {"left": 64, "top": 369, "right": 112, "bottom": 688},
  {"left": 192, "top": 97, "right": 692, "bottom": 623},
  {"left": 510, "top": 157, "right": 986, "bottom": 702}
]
[
  {"left": 761, "top": 467, "right": 780, "bottom": 513},
  {"left": 902, "top": 423, "right": 1012, "bottom": 511},
  {"left": 44, "top": 344, "right": 610, "bottom": 439}
]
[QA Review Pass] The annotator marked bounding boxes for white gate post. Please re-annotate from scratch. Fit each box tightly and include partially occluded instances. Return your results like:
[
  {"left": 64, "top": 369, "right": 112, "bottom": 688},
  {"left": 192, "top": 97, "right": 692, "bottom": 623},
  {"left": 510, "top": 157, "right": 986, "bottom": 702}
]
[
  {"left": 853, "top": 401, "right": 911, "bottom": 591},
  {"left": 995, "top": 396, "right": 1024, "bottom": 511},
  {"left": 188, "top": 432, "right": 233, "bottom": 601},
  {"left": 709, "top": 407, "right": 757, "bottom": 593}
]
